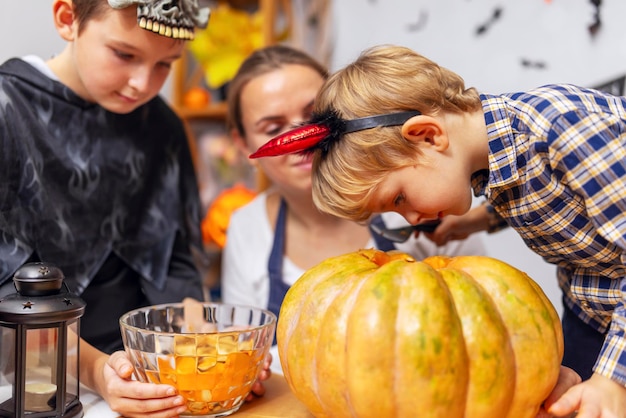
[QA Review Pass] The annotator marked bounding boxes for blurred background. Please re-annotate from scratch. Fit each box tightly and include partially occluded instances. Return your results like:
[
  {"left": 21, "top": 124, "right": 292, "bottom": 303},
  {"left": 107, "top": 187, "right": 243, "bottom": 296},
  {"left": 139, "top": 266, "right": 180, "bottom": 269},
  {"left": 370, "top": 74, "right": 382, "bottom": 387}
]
[{"left": 4, "top": 0, "right": 626, "bottom": 314}]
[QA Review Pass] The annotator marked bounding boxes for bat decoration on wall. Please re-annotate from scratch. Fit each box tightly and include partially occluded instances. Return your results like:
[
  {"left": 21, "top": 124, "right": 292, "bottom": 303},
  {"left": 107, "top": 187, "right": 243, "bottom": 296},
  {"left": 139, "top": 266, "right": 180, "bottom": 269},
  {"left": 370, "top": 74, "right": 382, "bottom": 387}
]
[
  {"left": 521, "top": 58, "right": 547, "bottom": 69},
  {"left": 588, "top": 0, "right": 602, "bottom": 36},
  {"left": 476, "top": 7, "right": 503, "bottom": 36},
  {"left": 406, "top": 10, "right": 428, "bottom": 32}
]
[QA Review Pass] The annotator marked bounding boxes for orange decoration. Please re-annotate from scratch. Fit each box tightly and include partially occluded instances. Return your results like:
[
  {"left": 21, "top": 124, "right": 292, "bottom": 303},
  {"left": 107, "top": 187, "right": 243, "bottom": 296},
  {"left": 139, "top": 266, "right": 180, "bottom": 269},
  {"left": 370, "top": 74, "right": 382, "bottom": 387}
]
[
  {"left": 183, "top": 86, "right": 211, "bottom": 109},
  {"left": 202, "top": 184, "right": 257, "bottom": 248}
]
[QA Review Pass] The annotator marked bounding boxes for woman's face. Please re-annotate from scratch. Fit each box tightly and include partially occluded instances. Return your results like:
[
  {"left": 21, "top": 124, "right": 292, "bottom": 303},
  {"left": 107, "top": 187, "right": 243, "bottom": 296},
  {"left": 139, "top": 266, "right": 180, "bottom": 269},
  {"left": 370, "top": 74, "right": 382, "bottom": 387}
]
[{"left": 238, "top": 64, "right": 325, "bottom": 194}]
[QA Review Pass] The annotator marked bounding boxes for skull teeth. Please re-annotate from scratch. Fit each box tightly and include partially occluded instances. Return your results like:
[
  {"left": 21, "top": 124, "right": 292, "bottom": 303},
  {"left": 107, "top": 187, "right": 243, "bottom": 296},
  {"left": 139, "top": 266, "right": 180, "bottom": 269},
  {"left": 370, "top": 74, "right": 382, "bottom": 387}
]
[{"left": 138, "top": 17, "right": 194, "bottom": 39}]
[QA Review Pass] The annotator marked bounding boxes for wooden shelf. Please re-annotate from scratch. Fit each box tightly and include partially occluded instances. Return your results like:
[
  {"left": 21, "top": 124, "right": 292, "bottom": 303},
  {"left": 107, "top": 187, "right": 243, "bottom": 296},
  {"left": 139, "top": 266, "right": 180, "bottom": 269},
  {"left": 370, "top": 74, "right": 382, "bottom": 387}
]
[{"left": 173, "top": 101, "right": 228, "bottom": 120}]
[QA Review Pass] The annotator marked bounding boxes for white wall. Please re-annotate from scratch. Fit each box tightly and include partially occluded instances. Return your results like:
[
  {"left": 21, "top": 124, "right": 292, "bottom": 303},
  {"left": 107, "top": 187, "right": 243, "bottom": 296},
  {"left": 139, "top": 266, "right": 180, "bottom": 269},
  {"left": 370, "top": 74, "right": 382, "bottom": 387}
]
[
  {"left": 331, "top": 0, "right": 626, "bottom": 91},
  {"left": 329, "top": 0, "right": 626, "bottom": 316},
  {"left": 5, "top": 0, "right": 626, "bottom": 317},
  {"left": 0, "top": 3, "right": 65, "bottom": 62}
]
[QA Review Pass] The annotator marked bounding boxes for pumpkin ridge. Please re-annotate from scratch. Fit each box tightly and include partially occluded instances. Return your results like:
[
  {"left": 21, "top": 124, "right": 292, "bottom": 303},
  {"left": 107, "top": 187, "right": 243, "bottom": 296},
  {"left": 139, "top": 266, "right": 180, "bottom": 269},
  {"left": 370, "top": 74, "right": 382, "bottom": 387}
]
[
  {"left": 527, "top": 276, "right": 564, "bottom": 359},
  {"left": 438, "top": 267, "right": 516, "bottom": 418},
  {"left": 278, "top": 252, "right": 381, "bottom": 416},
  {"left": 345, "top": 264, "right": 400, "bottom": 417},
  {"left": 390, "top": 260, "right": 468, "bottom": 417},
  {"left": 316, "top": 269, "right": 370, "bottom": 417},
  {"left": 443, "top": 256, "right": 562, "bottom": 418}
]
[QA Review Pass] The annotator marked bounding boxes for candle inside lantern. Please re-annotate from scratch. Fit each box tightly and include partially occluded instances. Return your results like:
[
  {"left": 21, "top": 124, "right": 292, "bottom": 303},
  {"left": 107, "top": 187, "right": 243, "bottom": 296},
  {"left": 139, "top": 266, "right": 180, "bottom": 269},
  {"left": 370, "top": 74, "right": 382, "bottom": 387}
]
[{"left": 24, "top": 382, "right": 56, "bottom": 412}]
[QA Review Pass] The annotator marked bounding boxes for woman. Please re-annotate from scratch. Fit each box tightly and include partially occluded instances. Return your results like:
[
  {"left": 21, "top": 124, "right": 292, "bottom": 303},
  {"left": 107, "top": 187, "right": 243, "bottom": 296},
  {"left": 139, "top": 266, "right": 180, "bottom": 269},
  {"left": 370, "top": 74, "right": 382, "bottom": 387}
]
[{"left": 220, "top": 45, "right": 487, "bottom": 374}]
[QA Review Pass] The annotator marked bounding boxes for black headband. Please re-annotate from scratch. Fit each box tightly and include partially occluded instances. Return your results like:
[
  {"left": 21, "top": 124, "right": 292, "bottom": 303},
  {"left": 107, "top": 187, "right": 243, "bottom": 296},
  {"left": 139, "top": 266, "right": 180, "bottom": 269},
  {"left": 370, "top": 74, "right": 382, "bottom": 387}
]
[
  {"left": 344, "top": 111, "right": 421, "bottom": 133},
  {"left": 249, "top": 110, "right": 421, "bottom": 159}
]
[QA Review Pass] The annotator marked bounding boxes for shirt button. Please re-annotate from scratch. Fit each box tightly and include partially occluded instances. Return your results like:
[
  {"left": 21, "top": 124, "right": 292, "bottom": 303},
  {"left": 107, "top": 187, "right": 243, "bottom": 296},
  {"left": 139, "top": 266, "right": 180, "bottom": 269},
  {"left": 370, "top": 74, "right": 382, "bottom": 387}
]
[{"left": 581, "top": 300, "right": 591, "bottom": 311}]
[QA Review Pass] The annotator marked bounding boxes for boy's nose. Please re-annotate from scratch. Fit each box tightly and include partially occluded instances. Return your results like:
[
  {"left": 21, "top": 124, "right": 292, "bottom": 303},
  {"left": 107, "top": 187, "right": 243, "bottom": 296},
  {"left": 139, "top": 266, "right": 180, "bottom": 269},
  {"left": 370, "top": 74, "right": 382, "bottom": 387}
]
[{"left": 128, "top": 67, "right": 152, "bottom": 93}]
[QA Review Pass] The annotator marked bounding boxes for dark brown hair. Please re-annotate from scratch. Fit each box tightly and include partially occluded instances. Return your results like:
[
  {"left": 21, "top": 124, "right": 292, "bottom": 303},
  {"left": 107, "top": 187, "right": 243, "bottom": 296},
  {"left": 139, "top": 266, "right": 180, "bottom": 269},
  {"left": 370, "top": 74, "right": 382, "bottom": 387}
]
[{"left": 72, "top": 0, "right": 113, "bottom": 33}]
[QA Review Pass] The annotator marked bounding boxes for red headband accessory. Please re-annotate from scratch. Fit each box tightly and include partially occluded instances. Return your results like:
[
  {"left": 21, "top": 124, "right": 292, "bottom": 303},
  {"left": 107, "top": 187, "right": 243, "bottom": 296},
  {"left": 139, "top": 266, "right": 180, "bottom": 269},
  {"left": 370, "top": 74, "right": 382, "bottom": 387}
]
[{"left": 249, "top": 109, "right": 421, "bottom": 159}]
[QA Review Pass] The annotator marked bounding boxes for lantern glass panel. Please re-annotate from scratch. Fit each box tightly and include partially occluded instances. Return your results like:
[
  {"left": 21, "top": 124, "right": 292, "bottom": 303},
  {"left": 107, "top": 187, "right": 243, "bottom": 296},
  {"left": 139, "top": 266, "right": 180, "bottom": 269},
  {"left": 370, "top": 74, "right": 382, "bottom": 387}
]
[
  {"left": 0, "top": 326, "right": 15, "bottom": 407},
  {"left": 25, "top": 327, "right": 57, "bottom": 412},
  {"left": 65, "top": 320, "right": 80, "bottom": 410}
]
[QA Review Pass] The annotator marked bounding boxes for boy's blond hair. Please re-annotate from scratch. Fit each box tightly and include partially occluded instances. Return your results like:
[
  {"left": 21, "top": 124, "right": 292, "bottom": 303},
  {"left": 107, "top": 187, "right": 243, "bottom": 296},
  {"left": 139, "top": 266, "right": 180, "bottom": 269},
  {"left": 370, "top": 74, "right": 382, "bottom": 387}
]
[{"left": 311, "top": 45, "right": 482, "bottom": 222}]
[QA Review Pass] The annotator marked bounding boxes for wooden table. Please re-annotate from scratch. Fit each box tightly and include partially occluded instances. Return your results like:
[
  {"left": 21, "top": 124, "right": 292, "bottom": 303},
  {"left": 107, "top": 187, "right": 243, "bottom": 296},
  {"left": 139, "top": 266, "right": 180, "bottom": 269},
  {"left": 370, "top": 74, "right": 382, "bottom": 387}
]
[
  {"left": 234, "top": 374, "right": 313, "bottom": 418},
  {"left": 77, "top": 373, "right": 313, "bottom": 417}
]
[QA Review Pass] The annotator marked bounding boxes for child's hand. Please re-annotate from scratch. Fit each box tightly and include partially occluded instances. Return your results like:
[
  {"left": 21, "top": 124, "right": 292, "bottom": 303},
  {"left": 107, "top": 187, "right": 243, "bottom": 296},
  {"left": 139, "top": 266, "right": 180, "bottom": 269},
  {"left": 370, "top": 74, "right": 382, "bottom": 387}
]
[
  {"left": 246, "top": 353, "right": 273, "bottom": 402},
  {"left": 424, "top": 205, "right": 491, "bottom": 246},
  {"left": 100, "top": 350, "right": 187, "bottom": 418},
  {"left": 546, "top": 371, "right": 626, "bottom": 418},
  {"left": 536, "top": 365, "right": 581, "bottom": 417}
]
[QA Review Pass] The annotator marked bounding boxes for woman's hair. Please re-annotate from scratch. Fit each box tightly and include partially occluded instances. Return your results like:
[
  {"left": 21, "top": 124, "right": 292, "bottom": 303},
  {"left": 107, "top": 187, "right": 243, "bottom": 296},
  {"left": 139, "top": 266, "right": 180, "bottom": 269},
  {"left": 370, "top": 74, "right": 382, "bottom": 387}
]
[
  {"left": 311, "top": 45, "right": 482, "bottom": 222},
  {"left": 226, "top": 44, "right": 329, "bottom": 139}
]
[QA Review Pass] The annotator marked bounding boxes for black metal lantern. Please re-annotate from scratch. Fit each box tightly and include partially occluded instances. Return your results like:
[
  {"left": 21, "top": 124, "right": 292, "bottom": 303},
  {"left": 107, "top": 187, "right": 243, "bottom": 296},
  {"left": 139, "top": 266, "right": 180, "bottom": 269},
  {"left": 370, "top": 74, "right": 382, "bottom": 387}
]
[{"left": 0, "top": 262, "right": 86, "bottom": 417}]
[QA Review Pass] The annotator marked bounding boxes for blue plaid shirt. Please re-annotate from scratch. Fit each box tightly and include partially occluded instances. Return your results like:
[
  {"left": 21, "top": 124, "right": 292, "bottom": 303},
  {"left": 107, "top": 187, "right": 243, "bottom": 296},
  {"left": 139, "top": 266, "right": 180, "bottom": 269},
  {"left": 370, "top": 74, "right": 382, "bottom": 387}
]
[{"left": 471, "top": 84, "right": 626, "bottom": 385}]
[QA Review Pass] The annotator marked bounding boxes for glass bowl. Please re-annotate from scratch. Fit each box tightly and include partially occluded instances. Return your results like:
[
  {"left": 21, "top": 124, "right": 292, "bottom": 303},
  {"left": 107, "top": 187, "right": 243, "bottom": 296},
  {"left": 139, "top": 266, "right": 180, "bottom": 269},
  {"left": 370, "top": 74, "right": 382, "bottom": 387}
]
[{"left": 119, "top": 302, "right": 276, "bottom": 417}]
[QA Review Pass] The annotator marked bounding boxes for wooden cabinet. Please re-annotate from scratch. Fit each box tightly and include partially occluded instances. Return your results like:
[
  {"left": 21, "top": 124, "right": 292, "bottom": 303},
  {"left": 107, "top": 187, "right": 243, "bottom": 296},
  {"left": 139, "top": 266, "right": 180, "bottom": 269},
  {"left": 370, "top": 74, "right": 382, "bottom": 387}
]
[
  {"left": 169, "top": 1, "right": 292, "bottom": 298},
  {"left": 171, "top": 0, "right": 292, "bottom": 115},
  {"left": 170, "top": 0, "right": 292, "bottom": 195}
]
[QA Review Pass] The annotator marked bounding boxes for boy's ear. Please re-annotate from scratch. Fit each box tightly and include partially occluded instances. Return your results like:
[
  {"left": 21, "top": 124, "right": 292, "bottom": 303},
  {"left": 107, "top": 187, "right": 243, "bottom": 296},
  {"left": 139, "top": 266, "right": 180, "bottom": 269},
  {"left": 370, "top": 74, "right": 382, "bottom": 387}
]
[
  {"left": 401, "top": 115, "right": 448, "bottom": 151},
  {"left": 52, "top": 0, "right": 78, "bottom": 41}
]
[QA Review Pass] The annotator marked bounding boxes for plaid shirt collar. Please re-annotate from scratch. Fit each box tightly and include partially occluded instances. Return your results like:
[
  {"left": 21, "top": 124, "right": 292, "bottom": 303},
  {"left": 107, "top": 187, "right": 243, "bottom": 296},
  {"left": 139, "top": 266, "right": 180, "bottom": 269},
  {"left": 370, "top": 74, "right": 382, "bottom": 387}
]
[
  {"left": 482, "top": 93, "right": 522, "bottom": 186},
  {"left": 471, "top": 93, "right": 521, "bottom": 198}
]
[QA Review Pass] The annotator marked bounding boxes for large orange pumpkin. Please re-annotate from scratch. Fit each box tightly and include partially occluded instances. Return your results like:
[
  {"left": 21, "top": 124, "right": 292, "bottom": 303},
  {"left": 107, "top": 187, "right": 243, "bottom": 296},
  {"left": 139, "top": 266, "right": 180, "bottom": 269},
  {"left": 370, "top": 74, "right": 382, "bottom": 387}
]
[{"left": 277, "top": 249, "right": 563, "bottom": 418}]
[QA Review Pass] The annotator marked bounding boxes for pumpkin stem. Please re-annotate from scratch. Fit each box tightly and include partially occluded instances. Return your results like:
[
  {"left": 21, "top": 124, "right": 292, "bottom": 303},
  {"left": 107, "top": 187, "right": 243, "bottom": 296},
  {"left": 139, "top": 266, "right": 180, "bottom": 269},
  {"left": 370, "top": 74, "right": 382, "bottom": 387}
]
[
  {"left": 363, "top": 249, "right": 416, "bottom": 266},
  {"left": 423, "top": 255, "right": 453, "bottom": 269}
]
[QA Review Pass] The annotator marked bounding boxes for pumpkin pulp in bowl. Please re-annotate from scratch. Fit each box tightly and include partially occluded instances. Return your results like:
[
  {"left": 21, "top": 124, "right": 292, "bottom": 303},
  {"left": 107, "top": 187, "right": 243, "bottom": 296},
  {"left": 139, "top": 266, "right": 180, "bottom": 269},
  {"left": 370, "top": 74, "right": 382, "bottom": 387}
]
[{"left": 120, "top": 301, "right": 276, "bottom": 417}]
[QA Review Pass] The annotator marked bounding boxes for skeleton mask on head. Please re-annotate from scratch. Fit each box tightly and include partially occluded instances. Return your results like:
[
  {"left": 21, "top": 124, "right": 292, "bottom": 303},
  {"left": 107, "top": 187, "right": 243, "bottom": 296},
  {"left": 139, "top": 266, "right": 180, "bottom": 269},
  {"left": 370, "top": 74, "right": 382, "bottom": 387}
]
[{"left": 108, "top": 0, "right": 210, "bottom": 40}]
